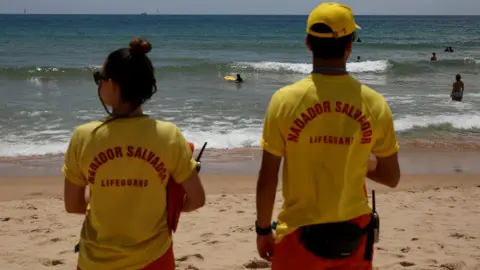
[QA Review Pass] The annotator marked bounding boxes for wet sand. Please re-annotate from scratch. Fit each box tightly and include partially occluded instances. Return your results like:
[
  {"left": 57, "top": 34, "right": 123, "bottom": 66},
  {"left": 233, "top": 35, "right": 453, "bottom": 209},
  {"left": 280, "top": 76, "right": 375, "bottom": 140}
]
[{"left": 1, "top": 145, "right": 480, "bottom": 177}]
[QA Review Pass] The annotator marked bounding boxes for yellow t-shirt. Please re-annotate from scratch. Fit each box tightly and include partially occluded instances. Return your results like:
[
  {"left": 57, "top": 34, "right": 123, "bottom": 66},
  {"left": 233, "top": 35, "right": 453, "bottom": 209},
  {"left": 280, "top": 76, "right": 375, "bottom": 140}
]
[
  {"left": 261, "top": 74, "right": 399, "bottom": 242},
  {"left": 62, "top": 116, "right": 197, "bottom": 270}
]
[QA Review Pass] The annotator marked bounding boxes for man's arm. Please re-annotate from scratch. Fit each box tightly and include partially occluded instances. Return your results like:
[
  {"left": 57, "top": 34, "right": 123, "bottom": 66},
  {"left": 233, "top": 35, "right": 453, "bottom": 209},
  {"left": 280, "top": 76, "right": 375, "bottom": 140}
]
[
  {"left": 256, "top": 151, "right": 282, "bottom": 228},
  {"left": 461, "top": 81, "right": 465, "bottom": 92},
  {"left": 256, "top": 91, "right": 285, "bottom": 228},
  {"left": 369, "top": 101, "right": 401, "bottom": 188},
  {"left": 367, "top": 153, "right": 400, "bottom": 188}
]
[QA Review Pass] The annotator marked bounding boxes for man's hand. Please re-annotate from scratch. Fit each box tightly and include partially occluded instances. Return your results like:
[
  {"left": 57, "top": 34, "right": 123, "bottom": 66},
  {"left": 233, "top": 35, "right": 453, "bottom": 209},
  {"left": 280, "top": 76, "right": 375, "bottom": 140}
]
[{"left": 257, "top": 233, "right": 275, "bottom": 261}]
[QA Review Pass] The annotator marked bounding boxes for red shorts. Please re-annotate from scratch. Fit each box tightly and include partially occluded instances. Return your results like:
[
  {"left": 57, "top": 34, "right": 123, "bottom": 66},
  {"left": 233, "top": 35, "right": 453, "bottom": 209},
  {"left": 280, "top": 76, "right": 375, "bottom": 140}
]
[
  {"left": 77, "top": 246, "right": 175, "bottom": 270},
  {"left": 272, "top": 214, "right": 373, "bottom": 270}
]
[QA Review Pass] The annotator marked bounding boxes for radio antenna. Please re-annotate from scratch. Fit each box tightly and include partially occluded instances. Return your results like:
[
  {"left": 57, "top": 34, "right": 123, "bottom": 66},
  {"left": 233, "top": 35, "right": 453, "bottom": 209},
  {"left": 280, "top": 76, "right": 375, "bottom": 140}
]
[
  {"left": 196, "top": 142, "right": 207, "bottom": 162},
  {"left": 372, "top": 190, "right": 376, "bottom": 212}
]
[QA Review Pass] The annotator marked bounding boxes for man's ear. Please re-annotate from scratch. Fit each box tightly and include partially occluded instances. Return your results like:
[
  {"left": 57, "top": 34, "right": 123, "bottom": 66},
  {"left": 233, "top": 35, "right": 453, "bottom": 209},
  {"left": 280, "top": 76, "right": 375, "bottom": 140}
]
[
  {"left": 346, "top": 39, "right": 353, "bottom": 53},
  {"left": 305, "top": 36, "right": 312, "bottom": 51}
]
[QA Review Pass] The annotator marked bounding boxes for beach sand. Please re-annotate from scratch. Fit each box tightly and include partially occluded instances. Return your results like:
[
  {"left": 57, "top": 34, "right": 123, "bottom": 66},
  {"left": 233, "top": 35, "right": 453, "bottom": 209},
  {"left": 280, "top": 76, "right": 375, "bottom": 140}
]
[{"left": 1, "top": 174, "right": 480, "bottom": 270}]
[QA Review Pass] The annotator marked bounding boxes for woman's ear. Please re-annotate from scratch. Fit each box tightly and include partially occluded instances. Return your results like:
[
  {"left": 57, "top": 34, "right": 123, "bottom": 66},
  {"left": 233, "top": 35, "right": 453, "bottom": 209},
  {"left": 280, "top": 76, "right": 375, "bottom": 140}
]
[{"left": 111, "top": 81, "right": 123, "bottom": 100}]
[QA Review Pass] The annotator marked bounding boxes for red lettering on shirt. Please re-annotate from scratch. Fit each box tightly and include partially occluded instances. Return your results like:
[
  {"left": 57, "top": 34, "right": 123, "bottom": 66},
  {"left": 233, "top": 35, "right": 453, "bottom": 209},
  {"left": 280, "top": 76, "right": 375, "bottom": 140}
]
[
  {"left": 286, "top": 101, "right": 373, "bottom": 144},
  {"left": 87, "top": 146, "right": 168, "bottom": 185},
  {"left": 100, "top": 179, "right": 149, "bottom": 188}
]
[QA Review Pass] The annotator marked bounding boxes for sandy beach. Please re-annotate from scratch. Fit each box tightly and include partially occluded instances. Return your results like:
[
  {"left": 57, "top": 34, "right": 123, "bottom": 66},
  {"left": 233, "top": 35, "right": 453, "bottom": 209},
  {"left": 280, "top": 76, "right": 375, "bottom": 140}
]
[{"left": 1, "top": 172, "right": 480, "bottom": 270}]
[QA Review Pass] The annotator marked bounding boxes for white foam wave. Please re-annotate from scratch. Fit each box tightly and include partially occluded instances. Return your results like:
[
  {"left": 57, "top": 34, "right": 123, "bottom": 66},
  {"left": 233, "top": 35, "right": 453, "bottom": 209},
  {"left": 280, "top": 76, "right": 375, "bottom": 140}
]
[
  {"left": 395, "top": 113, "right": 480, "bottom": 131},
  {"left": 0, "top": 141, "right": 67, "bottom": 157},
  {"left": 183, "top": 127, "right": 262, "bottom": 149},
  {"left": 17, "top": 110, "right": 52, "bottom": 117},
  {"left": 27, "top": 77, "right": 43, "bottom": 88},
  {"left": 0, "top": 126, "right": 264, "bottom": 157},
  {"left": 232, "top": 60, "right": 389, "bottom": 74},
  {"left": 463, "top": 57, "right": 479, "bottom": 65},
  {"left": 347, "top": 60, "right": 390, "bottom": 73},
  {"left": 385, "top": 96, "right": 415, "bottom": 105},
  {"left": 3, "top": 113, "right": 480, "bottom": 157}
]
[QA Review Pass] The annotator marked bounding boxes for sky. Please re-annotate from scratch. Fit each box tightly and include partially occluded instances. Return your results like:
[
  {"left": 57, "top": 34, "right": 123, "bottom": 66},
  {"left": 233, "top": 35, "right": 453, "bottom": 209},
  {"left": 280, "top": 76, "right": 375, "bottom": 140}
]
[{"left": 1, "top": 0, "right": 480, "bottom": 15}]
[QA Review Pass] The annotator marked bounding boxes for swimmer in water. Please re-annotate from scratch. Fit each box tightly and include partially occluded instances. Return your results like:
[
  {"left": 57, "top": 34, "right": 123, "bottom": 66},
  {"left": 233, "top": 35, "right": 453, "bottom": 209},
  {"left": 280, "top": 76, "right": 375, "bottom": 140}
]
[
  {"left": 451, "top": 74, "right": 464, "bottom": 102},
  {"left": 235, "top": 73, "right": 243, "bottom": 83},
  {"left": 444, "top": 46, "right": 454, "bottom": 52},
  {"left": 356, "top": 56, "right": 361, "bottom": 62},
  {"left": 430, "top": 52, "right": 437, "bottom": 61}
]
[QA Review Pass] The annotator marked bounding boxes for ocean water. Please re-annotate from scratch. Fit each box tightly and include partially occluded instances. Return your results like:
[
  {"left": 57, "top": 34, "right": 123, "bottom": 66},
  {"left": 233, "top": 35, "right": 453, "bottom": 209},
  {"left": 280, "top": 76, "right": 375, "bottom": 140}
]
[{"left": 1, "top": 15, "right": 480, "bottom": 157}]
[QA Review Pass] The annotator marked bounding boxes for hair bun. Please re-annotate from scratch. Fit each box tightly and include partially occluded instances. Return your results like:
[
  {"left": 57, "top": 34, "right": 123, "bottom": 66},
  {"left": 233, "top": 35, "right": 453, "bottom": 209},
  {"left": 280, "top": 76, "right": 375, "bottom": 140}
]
[{"left": 129, "top": 38, "right": 152, "bottom": 54}]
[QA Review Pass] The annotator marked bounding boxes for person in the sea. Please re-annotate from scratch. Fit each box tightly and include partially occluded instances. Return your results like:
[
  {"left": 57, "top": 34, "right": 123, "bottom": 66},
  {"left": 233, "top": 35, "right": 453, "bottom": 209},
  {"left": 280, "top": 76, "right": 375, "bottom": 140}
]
[
  {"left": 255, "top": 2, "right": 400, "bottom": 270},
  {"left": 236, "top": 73, "right": 244, "bottom": 83},
  {"left": 444, "top": 46, "right": 454, "bottom": 52},
  {"left": 62, "top": 39, "right": 206, "bottom": 270},
  {"left": 451, "top": 74, "right": 464, "bottom": 102},
  {"left": 356, "top": 37, "right": 362, "bottom": 42},
  {"left": 430, "top": 52, "right": 437, "bottom": 61},
  {"left": 357, "top": 56, "right": 361, "bottom": 62}
]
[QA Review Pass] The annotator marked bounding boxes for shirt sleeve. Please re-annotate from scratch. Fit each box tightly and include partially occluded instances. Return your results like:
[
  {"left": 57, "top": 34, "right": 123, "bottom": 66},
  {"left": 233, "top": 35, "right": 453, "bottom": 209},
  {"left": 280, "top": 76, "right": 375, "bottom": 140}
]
[
  {"left": 260, "top": 91, "right": 286, "bottom": 157},
  {"left": 371, "top": 100, "right": 399, "bottom": 158},
  {"left": 61, "top": 128, "right": 87, "bottom": 186},
  {"left": 166, "top": 126, "right": 198, "bottom": 184}
]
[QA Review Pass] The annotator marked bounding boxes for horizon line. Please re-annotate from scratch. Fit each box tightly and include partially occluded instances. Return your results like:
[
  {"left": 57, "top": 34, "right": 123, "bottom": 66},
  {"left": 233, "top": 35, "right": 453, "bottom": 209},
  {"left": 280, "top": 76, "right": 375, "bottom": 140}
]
[{"left": 2, "top": 13, "right": 480, "bottom": 16}]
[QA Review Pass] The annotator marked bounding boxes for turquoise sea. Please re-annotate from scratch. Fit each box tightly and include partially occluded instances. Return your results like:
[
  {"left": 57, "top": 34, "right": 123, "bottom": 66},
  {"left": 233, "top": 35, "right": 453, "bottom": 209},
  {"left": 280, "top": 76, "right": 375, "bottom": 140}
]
[{"left": 1, "top": 15, "right": 480, "bottom": 157}]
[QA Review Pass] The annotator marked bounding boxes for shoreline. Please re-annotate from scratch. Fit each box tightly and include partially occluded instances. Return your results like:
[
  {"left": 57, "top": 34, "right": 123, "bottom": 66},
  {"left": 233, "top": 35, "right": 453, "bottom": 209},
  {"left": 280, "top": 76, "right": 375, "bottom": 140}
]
[
  {"left": 1, "top": 144, "right": 480, "bottom": 177},
  {"left": 1, "top": 173, "right": 480, "bottom": 202}
]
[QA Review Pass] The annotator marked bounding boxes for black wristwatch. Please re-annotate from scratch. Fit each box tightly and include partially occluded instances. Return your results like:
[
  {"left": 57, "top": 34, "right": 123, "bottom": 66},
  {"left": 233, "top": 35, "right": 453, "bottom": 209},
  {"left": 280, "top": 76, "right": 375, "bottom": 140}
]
[{"left": 255, "top": 221, "right": 272, "bottom": 236}]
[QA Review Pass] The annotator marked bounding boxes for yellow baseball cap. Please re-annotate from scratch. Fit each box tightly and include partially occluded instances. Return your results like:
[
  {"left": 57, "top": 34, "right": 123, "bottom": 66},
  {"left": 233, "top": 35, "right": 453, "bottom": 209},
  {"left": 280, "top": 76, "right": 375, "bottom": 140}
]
[{"left": 307, "top": 2, "right": 360, "bottom": 38}]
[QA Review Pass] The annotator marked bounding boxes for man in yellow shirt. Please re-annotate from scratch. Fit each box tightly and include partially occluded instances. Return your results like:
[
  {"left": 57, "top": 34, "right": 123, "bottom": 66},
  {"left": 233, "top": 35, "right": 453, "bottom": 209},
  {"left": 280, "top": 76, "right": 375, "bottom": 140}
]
[{"left": 255, "top": 3, "right": 401, "bottom": 269}]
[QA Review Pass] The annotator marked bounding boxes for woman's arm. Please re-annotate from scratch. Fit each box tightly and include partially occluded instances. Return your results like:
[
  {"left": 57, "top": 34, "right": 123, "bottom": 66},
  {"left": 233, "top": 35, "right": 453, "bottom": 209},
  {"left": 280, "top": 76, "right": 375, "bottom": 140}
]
[
  {"left": 64, "top": 179, "right": 88, "bottom": 214},
  {"left": 180, "top": 171, "right": 205, "bottom": 212}
]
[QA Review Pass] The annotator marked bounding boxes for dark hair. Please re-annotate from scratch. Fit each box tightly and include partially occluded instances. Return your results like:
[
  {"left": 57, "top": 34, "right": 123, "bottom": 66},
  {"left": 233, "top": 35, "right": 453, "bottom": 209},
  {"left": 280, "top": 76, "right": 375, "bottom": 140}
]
[
  {"left": 103, "top": 38, "right": 157, "bottom": 113},
  {"left": 307, "top": 23, "right": 354, "bottom": 60},
  {"left": 456, "top": 74, "right": 461, "bottom": 80}
]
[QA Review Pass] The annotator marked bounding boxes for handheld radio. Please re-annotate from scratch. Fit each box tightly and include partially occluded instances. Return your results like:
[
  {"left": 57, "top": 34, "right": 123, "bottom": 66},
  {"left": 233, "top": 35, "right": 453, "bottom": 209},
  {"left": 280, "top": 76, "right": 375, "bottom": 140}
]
[
  {"left": 195, "top": 142, "right": 207, "bottom": 172},
  {"left": 372, "top": 190, "right": 380, "bottom": 243}
]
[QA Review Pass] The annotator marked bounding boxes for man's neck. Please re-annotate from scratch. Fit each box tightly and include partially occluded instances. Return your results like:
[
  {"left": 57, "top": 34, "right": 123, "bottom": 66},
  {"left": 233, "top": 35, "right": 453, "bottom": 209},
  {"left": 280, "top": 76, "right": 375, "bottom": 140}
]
[{"left": 312, "top": 58, "right": 347, "bottom": 75}]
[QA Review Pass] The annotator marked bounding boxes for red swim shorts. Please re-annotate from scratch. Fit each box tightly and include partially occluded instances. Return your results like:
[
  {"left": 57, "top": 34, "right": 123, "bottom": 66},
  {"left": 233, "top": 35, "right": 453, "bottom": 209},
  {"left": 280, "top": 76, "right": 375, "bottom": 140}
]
[
  {"left": 77, "top": 246, "right": 175, "bottom": 270},
  {"left": 272, "top": 214, "right": 373, "bottom": 270}
]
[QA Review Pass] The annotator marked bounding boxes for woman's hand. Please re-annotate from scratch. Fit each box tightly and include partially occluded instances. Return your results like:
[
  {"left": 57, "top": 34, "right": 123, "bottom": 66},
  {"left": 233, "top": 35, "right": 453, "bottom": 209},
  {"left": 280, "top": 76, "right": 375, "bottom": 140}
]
[{"left": 368, "top": 155, "right": 378, "bottom": 172}]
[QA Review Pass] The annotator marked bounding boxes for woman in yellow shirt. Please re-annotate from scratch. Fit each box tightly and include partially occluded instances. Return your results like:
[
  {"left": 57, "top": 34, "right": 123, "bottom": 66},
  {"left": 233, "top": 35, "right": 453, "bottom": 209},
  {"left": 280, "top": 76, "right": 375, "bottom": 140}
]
[{"left": 62, "top": 39, "right": 206, "bottom": 270}]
